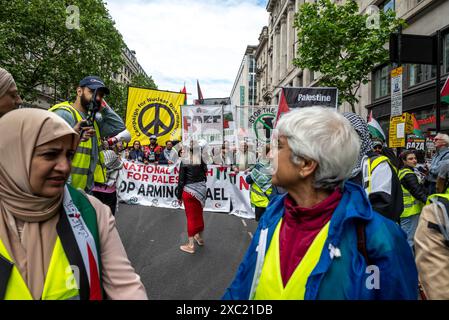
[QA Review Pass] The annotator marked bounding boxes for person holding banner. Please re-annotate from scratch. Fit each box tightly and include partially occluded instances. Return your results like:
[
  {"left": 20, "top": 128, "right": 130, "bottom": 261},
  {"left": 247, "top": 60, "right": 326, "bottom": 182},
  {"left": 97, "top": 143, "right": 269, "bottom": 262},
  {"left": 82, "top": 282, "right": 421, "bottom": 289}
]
[
  {"left": 0, "top": 109, "right": 147, "bottom": 300},
  {"left": 223, "top": 107, "right": 417, "bottom": 300},
  {"left": 128, "top": 141, "right": 145, "bottom": 163},
  {"left": 144, "top": 135, "right": 163, "bottom": 164},
  {"left": 158, "top": 141, "right": 178, "bottom": 165},
  {"left": 233, "top": 141, "right": 256, "bottom": 173},
  {"left": 176, "top": 140, "right": 208, "bottom": 254}
]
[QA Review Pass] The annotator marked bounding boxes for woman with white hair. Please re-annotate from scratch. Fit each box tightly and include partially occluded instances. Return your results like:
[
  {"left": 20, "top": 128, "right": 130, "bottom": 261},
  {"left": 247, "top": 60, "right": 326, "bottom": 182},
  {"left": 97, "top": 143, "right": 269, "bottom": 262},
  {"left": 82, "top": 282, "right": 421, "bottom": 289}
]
[
  {"left": 223, "top": 106, "right": 418, "bottom": 300},
  {"left": 0, "top": 67, "right": 22, "bottom": 117}
]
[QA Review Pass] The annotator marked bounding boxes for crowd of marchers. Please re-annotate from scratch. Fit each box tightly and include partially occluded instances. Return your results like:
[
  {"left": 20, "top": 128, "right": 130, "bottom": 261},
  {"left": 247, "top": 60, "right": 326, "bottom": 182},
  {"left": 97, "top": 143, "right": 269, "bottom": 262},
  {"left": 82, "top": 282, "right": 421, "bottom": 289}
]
[{"left": 1, "top": 66, "right": 449, "bottom": 300}]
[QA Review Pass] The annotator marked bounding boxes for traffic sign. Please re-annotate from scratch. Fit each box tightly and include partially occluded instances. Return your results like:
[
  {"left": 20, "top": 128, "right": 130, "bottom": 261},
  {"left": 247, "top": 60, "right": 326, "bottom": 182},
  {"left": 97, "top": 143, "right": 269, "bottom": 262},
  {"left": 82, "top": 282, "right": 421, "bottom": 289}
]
[{"left": 391, "top": 66, "right": 403, "bottom": 117}]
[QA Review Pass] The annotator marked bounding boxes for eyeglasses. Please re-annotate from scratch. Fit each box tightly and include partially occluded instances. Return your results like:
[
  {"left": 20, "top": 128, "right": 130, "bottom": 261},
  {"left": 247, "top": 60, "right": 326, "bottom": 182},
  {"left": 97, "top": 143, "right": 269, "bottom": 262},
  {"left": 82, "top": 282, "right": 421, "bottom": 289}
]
[{"left": 373, "top": 146, "right": 382, "bottom": 150}]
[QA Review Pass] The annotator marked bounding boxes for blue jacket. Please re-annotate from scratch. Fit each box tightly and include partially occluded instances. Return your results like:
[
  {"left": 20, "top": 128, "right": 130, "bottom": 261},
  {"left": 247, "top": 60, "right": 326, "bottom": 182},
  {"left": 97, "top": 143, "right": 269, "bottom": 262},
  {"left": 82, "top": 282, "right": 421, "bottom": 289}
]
[
  {"left": 223, "top": 182, "right": 418, "bottom": 300},
  {"left": 128, "top": 149, "right": 145, "bottom": 162}
]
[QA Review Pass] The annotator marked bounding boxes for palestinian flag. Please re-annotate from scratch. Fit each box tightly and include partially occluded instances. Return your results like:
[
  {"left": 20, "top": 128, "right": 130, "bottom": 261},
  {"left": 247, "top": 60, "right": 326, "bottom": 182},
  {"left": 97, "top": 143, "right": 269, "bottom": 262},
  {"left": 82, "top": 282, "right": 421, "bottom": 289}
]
[
  {"left": 196, "top": 80, "right": 204, "bottom": 105},
  {"left": 411, "top": 113, "right": 424, "bottom": 138},
  {"left": 275, "top": 88, "right": 290, "bottom": 125},
  {"left": 442, "top": 77, "right": 449, "bottom": 105},
  {"left": 181, "top": 84, "right": 187, "bottom": 105},
  {"left": 223, "top": 112, "right": 233, "bottom": 129},
  {"left": 367, "top": 110, "right": 386, "bottom": 142}
]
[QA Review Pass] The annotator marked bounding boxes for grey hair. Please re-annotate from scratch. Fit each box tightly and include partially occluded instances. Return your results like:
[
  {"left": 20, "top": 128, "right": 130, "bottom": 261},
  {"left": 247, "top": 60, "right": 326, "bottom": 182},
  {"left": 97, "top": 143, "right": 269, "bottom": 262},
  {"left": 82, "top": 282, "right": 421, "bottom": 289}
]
[
  {"left": 275, "top": 106, "right": 361, "bottom": 189},
  {"left": 436, "top": 133, "right": 449, "bottom": 146}
]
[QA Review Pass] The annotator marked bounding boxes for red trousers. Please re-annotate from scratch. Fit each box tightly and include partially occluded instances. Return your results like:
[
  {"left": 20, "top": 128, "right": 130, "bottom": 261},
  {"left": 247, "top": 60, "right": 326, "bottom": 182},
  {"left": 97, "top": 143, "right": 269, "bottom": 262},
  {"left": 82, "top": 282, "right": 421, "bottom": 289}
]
[{"left": 182, "top": 191, "right": 204, "bottom": 237}]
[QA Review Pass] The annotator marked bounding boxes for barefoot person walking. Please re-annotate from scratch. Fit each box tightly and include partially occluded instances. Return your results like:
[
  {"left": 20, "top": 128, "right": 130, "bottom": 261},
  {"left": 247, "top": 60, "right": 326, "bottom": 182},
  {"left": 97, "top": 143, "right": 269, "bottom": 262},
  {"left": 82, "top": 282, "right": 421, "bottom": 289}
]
[{"left": 176, "top": 140, "right": 208, "bottom": 254}]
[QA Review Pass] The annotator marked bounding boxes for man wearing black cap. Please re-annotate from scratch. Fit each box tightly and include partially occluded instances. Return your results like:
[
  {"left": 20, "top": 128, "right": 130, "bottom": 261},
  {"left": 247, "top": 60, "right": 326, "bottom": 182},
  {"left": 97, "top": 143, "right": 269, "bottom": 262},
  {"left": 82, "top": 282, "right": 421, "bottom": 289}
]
[
  {"left": 144, "top": 135, "right": 163, "bottom": 163},
  {"left": 49, "top": 76, "right": 125, "bottom": 193}
]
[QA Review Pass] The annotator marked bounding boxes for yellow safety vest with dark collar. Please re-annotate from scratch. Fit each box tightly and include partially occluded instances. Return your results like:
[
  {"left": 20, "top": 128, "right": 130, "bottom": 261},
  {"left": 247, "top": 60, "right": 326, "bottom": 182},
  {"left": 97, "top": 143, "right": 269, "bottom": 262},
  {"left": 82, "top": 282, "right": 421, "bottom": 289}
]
[
  {"left": 254, "top": 219, "right": 330, "bottom": 299},
  {"left": 365, "top": 155, "right": 397, "bottom": 193},
  {"left": 250, "top": 184, "right": 272, "bottom": 208},
  {"left": 49, "top": 102, "right": 106, "bottom": 191},
  {"left": 0, "top": 185, "right": 103, "bottom": 300},
  {"left": 398, "top": 168, "right": 423, "bottom": 218}
]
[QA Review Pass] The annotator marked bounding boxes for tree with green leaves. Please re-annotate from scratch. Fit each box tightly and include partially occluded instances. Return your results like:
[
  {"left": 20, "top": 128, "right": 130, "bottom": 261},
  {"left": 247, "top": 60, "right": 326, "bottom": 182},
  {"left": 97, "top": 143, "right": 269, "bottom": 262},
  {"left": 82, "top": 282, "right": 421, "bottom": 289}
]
[
  {"left": 0, "top": 0, "right": 133, "bottom": 113},
  {"left": 293, "top": 0, "right": 405, "bottom": 113}
]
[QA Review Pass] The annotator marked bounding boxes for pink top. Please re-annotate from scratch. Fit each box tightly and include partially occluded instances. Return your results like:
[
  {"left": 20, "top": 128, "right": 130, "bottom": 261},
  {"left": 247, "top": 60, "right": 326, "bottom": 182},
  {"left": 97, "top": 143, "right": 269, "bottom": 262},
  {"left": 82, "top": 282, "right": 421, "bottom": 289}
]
[{"left": 279, "top": 188, "right": 342, "bottom": 287}]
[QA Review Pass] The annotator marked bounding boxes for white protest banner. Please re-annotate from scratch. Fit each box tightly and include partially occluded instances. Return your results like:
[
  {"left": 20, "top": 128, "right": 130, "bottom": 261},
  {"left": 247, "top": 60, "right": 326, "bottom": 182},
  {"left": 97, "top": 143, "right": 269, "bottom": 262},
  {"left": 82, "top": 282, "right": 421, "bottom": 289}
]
[
  {"left": 248, "top": 106, "right": 278, "bottom": 146},
  {"left": 182, "top": 105, "right": 223, "bottom": 146},
  {"left": 223, "top": 104, "right": 236, "bottom": 147},
  {"left": 117, "top": 161, "right": 230, "bottom": 212},
  {"left": 205, "top": 166, "right": 231, "bottom": 212},
  {"left": 228, "top": 171, "right": 254, "bottom": 219},
  {"left": 117, "top": 160, "right": 181, "bottom": 209}
]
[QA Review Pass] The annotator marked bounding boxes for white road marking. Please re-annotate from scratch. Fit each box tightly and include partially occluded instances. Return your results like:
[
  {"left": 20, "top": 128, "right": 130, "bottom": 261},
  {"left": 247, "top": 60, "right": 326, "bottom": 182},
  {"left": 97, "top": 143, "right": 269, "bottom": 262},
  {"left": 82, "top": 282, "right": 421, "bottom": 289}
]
[
  {"left": 241, "top": 219, "right": 247, "bottom": 227},
  {"left": 248, "top": 232, "right": 253, "bottom": 239}
]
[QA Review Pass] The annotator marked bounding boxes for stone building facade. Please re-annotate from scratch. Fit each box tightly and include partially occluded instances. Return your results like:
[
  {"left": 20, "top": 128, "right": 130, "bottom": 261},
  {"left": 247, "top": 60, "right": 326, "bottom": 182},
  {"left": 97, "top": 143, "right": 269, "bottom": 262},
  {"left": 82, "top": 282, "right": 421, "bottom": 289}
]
[
  {"left": 255, "top": 0, "right": 449, "bottom": 128},
  {"left": 230, "top": 45, "right": 258, "bottom": 106}
]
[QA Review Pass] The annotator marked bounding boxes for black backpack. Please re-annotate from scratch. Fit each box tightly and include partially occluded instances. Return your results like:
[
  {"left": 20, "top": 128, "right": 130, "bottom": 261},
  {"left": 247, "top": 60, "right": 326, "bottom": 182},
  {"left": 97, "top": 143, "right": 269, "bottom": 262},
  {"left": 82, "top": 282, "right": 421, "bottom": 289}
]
[{"left": 350, "top": 154, "right": 404, "bottom": 222}]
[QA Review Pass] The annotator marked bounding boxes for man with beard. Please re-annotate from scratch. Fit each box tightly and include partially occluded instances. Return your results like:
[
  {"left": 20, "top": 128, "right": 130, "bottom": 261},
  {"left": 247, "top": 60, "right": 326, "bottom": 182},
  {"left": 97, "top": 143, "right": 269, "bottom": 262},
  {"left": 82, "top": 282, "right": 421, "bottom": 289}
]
[
  {"left": 49, "top": 76, "right": 125, "bottom": 193},
  {"left": 158, "top": 140, "right": 178, "bottom": 165}
]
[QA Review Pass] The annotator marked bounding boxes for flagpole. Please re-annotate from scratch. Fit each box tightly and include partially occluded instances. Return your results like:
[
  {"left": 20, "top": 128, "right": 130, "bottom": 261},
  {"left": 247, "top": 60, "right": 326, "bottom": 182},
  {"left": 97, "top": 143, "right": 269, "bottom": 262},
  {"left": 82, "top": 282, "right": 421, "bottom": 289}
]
[{"left": 436, "top": 29, "right": 441, "bottom": 132}]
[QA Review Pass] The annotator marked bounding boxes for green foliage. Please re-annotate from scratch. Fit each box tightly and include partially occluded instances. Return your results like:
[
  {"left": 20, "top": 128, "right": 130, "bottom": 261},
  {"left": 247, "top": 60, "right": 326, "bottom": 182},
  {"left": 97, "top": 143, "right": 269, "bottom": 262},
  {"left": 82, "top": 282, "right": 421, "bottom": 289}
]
[
  {"left": 0, "top": 0, "right": 124, "bottom": 108},
  {"left": 293, "top": 0, "right": 405, "bottom": 112}
]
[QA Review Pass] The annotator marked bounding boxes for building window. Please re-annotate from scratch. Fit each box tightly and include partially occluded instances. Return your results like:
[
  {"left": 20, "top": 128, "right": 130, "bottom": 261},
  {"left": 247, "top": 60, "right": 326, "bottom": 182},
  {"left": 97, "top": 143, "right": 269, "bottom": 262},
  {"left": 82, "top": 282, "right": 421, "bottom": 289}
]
[
  {"left": 380, "top": 0, "right": 395, "bottom": 12},
  {"left": 297, "top": 75, "right": 303, "bottom": 87},
  {"left": 249, "top": 57, "right": 256, "bottom": 74},
  {"left": 409, "top": 64, "right": 436, "bottom": 87},
  {"left": 240, "top": 86, "right": 245, "bottom": 106},
  {"left": 373, "top": 65, "right": 391, "bottom": 99}
]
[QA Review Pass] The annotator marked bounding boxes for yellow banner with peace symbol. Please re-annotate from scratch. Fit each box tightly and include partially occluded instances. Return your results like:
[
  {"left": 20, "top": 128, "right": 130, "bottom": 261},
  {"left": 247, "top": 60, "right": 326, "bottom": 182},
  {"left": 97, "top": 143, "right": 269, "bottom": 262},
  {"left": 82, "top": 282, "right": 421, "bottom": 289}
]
[{"left": 126, "top": 87, "right": 185, "bottom": 147}]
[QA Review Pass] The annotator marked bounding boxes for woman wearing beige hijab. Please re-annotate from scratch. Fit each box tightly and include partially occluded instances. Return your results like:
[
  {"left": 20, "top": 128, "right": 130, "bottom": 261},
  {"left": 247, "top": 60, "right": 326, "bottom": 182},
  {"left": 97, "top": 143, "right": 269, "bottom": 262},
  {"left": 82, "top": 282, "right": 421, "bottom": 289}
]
[
  {"left": 0, "top": 108, "right": 147, "bottom": 300},
  {"left": 0, "top": 67, "right": 22, "bottom": 117}
]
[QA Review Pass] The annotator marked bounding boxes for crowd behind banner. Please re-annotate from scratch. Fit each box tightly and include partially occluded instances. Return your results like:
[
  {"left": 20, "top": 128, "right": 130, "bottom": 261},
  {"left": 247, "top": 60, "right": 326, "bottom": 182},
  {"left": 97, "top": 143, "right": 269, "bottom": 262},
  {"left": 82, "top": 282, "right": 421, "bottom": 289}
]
[
  {"left": 3, "top": 64, "right": 449, "bottom": 300},
  {"left": 114, "top": 133, "right": 270, "bottom": 219}
]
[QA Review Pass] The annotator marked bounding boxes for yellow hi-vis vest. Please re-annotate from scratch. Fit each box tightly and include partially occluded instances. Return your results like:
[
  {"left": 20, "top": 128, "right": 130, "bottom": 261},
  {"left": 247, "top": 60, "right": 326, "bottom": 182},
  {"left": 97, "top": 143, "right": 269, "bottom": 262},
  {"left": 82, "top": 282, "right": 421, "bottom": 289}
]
[
  {"left": 365, "top": 155, "right": 397, "bottom": 193},
  {"left": 0, "top": 237, "right": 79, "bottom": 300},
  {"left": 0, "top": 185, "right": 103, "bottom": 300},
  {"left": 254, "top": 219, "right": 330, "bottom": 300},
  {"left": 398, "top": 168, "right": 423, "bottom": 218},
  {"left": 49, "top": 102, "right": 106, "bottom": 190},
  {"left": 426, "top": 193, "right": 449, "bottom": 205},
  {"left": 250, "top": 184, "right": 272, "bottom": 208}
]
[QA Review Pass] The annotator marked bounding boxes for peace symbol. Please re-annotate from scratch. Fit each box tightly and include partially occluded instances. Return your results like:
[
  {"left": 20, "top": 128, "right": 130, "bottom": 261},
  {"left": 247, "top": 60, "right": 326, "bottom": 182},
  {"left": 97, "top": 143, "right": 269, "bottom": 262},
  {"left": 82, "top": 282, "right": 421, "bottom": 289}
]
[
  {"left": 253, "top": 113, "right": 275, "bottom": 143},
  {"left": 138, "top": 103, "right": 175, "bottom": 138}
]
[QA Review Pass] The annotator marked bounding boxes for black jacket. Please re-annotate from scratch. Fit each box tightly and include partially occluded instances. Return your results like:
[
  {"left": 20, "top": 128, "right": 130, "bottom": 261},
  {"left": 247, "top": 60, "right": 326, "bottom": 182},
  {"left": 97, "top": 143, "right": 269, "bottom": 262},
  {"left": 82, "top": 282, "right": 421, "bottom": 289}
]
[
  {"left": 400, "top": 166, "right": 428, "bottom": 204},
  {"left": 349, "top": 152, "right": 404, "bottom": 222},
  {"left": 176, "top": 161, "right": 208, "bottom": 200}
]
